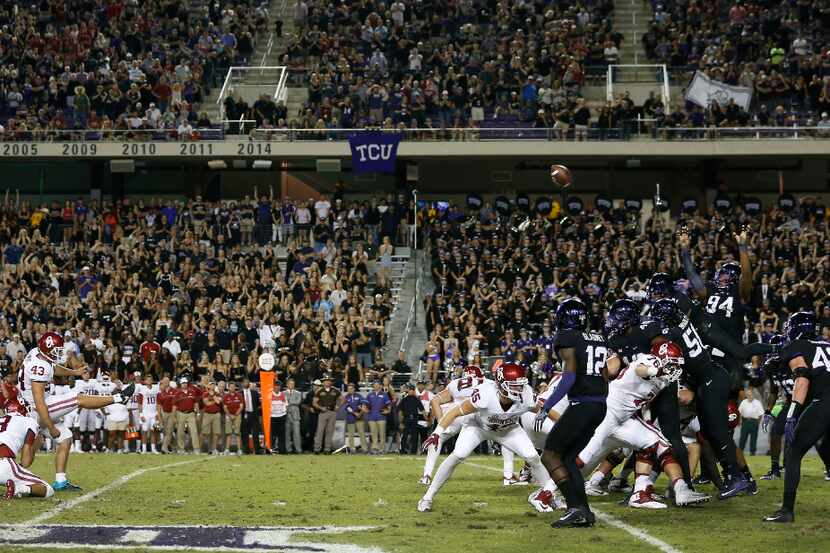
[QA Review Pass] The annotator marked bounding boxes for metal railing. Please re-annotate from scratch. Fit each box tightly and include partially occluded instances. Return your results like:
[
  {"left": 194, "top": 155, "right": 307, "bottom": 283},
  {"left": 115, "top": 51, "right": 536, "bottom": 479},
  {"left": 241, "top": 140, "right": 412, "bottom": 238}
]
[
  {"left": 216, "top": 66, "right": 290, "bottom": 122},
  {"left": 246, "top": 125, "right": 830, "bottom": 142},
  {"left": 607, "top": 64, "right": 671, "bottom": 109},
  {"left": 1, "top": 125, "right": 828, "bottom": 143}
]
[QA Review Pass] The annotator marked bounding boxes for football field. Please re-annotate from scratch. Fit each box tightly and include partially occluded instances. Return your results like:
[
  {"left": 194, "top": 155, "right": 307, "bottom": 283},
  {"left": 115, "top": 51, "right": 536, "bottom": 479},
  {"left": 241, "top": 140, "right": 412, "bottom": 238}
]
[{"left": 2, "top": 453, "right": 829, "bottom": 553}]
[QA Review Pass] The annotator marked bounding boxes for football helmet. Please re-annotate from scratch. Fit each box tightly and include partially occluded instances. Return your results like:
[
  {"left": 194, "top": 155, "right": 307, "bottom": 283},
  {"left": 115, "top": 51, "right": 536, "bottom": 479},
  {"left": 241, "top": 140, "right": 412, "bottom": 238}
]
[
  {"left": 645, "top": 272, "right": 673, "bottom": 303},
  {"left": 604, "top": 299, "right": 641, "bottom": 338},
  {"left": 496, "top": 362, "right": 527, "bottom": 401},
  {"left": 555, "top": 298, "right": 588, "bottom": 332},
  {"left": 37, "top": 331, "right": 66, "bottom": 364},
  {"left": 649, "top": 298, "right": 684, "bottom": 328},
  {"left": 784, "top": 311, "right": 816, "bottom": 342},
  {"left": 650, "top": 341, "right": 684, "bottom": 382},
  {"left": 713, "top": 262, "right": 740, "bottom": 293},
  {"left": 462, "top": 365, "right": 484, "bottom": 381}
]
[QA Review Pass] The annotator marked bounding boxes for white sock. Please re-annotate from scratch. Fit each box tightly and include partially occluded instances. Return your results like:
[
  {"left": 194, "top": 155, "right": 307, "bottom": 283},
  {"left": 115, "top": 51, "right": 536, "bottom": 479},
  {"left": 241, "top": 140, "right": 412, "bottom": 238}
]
[
  {"left": 422, "top": 436, "right": 444, "bottom": 478},
  {"left": 529, "top": 456, "right": 553, "bottom": 488},
  {"left": 423, "top": 453, "right": 463, "bottom": 501},
  {"left": 55, "top": 472, "right": 67, "bottom": 483},
  {"left": 542, "top": 478, "right": 558, "bottom": 493},
  {"left": 17, "top": 484, "right": 31, "bottom": 497},
  {"left": 74, "top": 440, "right": 81, "bottom": 450},
  {"left": 634, "top": 474, "right": 651, "bottom": 493},
  {"left": 123, "top": 440, "right": 129, "bottom": 450},
  {"left": 588, "top": 471, "right": 605, "bottom": 487},
  {"left": 152, "top": 444, "right": 158, "bottom": 452},
  {"left": 502, "top": 447, "right": 515, "bottom": 479}
]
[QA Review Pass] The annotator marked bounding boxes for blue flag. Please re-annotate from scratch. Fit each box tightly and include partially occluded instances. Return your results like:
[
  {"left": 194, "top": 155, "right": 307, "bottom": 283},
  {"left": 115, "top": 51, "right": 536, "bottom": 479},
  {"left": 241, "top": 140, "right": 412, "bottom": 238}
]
[{"left": 348, "top": 132, "right": 402, "bottom": 174}]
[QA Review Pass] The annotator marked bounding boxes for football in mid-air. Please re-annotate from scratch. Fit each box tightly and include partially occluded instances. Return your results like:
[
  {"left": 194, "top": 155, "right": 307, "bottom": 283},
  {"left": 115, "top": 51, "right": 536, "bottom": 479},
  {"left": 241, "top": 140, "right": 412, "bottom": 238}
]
[{"left": 550, "top": 164, "right": 572, "bottom": 188}]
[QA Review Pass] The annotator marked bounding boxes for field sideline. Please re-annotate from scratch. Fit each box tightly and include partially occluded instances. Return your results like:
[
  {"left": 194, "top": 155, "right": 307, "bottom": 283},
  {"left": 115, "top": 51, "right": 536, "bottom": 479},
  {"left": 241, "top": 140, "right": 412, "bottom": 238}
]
[{"left": 2, "top": 453, "right": 830, "bottom": 553}]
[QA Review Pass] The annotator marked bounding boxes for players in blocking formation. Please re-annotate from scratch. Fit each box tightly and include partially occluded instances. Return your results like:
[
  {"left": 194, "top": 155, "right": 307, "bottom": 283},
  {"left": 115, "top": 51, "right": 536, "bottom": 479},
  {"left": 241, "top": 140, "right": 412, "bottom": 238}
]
[
  {"left": 17, "top": 331, "right": 135, "bottom": 490},
  {"left": 417, "top": 362, "right": 563, "bottom": 513}
]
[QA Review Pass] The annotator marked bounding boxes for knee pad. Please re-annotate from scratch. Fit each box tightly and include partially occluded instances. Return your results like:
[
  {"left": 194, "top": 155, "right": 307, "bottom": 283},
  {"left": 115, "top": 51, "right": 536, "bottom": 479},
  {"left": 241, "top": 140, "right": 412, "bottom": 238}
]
[
  {"left": 636, "top": 444, "right": 659, "bottom": 465},
  {"left": 606, "top": 448, "right": 627, "bottom": 467}
]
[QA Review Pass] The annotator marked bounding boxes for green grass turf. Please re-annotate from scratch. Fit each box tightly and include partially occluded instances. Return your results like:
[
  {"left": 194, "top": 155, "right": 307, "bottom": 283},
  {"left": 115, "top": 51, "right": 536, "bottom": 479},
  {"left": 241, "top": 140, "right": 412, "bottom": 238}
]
[{"left": 3, "top": 453, "right": 830, "bottom": 553}]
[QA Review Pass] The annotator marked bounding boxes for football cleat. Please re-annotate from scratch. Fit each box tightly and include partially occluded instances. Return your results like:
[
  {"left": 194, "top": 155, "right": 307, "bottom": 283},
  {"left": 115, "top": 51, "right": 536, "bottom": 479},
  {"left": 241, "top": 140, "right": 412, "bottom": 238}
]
[
  {"left": 717, "top": 474, "right": 749, "bottom": 500},
  {"left": 118, "top": 383, "right": 136, "bottom": 405},
  {"left": 628, "top": 487, "right": 667, "bottom": 509},
  {"left": 551, "top": 507, "right": 594, "bottom": 528},
  {"left": 745, "top": 478, "right": 759, "bottom": 496},
  {"left": 825, "top": 469, "right": 830, "bottom": 481},
  {"left": 760, "top": 469, "right": 781, "bottom": 481},
  {"left": 418, "top": 475, "right": 432, "bottom": 486},
  {"left": 3, "top": 479, "right": 14, "bottom": 500},
  {"left": 417, "top": 499, "right": 433, "bottom": 512},
  {"left": 52, "top": 480, "right": 82, "bottom": 492},
  {"left": 674, "top": 486, "right": 710, "bottom": 507},
  {"left": 608, "top": 476, "right": 631, "bottom": 493},
  {"left": 503, "top": 474, "right": 529, "bottom": 487},
  {"left": 692, "top": 475, "right": 711, "bottom": 486},
  {"left": 763, "top": 509, "right": 794, "bottom": 523},
  {"left": 585, "top": 481, "right": 609, "bottom": 496},
  {"left": 528, "top": 489, "right": 555, "bottom": 513}
]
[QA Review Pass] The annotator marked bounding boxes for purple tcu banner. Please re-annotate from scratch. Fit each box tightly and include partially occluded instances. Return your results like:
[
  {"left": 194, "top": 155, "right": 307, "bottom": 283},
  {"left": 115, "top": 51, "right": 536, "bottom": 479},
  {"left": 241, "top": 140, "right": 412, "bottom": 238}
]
[{"left": 348, "top": 132, "right": 401, "bottom": 174}]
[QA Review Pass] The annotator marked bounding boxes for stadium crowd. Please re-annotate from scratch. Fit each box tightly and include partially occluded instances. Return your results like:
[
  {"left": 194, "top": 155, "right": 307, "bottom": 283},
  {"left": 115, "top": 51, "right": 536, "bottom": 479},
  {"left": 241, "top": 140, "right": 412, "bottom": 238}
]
[
  {"left": 421, "top": 194, "right": 830, "bottom": 386},
  {"left": 0, "top": 0, "right": 269, "bottom": 138},
  {"left": 0, "top": 189, "right": 420, "bottom": 454}
]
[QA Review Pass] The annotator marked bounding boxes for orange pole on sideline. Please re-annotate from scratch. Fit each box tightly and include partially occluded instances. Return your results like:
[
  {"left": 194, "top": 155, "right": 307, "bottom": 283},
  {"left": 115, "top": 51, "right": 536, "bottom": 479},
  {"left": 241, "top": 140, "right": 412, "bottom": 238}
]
[{"left": 260, "top": 370, "right": 275, "bottom": 450}]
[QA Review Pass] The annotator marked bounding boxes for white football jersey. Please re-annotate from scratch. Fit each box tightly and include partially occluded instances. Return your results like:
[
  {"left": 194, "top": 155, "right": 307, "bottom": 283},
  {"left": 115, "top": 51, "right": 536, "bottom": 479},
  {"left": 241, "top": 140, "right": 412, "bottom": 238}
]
[
  {"left": 537, "top": 375, "right": 570, "bottom": 416},
  {"left": 447, "top": 376, "right": 488, "bottom": 402},
  {"left": 105, "top": 401, "right": 129, "bottom": 422},
  {"left": 469, "top": 380, "right": 535, "bottom": 432},
  {"left": 607, "top": 353, "right": 671, "bottom": 416},
  {"left": 74, "top": 378, "right": 101, "bottom": 396},
  {"left": 0, "top": 414, "right": 39, "bottom": 456},
  {"left": 128, "top": 383, "right": 147, "bottom": 411},
  {"left": 18, "top": 348, "right": 55, "bottom": 405},
  {"left": 416, "top": 389, "right": 433, "bottom": 414},
  {"left": 140, "top": 384, "right": 160, "bottom": 413}
]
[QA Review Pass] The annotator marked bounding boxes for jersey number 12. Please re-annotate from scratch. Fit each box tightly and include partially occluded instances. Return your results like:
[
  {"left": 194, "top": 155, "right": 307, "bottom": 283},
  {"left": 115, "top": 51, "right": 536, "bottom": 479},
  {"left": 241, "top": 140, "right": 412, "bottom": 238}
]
[{"left": 585, "top": 345, "right": 608, "bottom": 376}]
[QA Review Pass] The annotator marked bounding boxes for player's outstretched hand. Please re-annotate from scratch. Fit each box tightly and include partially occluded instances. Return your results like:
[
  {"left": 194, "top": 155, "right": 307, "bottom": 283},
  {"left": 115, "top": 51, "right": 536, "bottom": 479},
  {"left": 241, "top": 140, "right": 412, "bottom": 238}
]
[
  {"left": 422, "top": 433, "right": 440, "bottom": 452},
  {"left": 761, "top": 413, "right": 773, "bottom": 433},
  {"left": 49, "top": 426, "right": 61, "bottom": 439},
  {"left": 784, "top": 417, "right": 797, "bottom": 446},
  {"left": 533, "top": 410, "right": 547, "bottom": 433},
  {"left": 677, "top": 228, "right": 690, "bottom": 250}
]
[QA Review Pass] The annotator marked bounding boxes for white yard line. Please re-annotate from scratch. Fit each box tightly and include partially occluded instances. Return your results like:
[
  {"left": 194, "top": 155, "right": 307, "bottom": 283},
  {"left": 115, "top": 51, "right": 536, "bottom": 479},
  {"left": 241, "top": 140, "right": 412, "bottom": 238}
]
[
  {"left": 24, "top": 457, "right": 214, "bottom": 525},
  {"left": 465, "top": 461, "right": 683, "bottom": 553}
]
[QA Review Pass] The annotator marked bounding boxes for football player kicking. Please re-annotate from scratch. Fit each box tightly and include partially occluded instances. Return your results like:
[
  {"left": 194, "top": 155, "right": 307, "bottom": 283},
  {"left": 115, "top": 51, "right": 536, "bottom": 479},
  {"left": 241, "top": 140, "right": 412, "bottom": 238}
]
[
  {"left": 1, "top": 401, "right": 54, "bottom": 499},
  {"left": 18, "top": 332, "right": 135, "bottom": 490},
  {"left": 577, "top": 342, "right": 710, "bottom": 509},
  {"left": 420, "top": 365, "right": 487, "bottom": 486},
  {"left": 417, "top": 363, "right": 560, "bottom": 513},
  {"left": 764, "top": 312, "right": 830, "bottom": 523}
]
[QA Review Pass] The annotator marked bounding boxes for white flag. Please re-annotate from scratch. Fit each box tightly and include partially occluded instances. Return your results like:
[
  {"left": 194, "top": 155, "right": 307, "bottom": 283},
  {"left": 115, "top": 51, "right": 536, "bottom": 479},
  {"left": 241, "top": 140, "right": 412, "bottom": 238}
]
[{"left": 684, "top": 71, "right": 753, "bottom": 111}]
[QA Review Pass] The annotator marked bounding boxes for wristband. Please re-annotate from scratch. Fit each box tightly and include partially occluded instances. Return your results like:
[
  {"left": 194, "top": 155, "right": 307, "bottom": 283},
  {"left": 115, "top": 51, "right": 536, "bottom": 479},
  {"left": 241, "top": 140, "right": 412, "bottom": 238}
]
[{"left": 434, "top": 425, "right": 446, "bottom": 437}]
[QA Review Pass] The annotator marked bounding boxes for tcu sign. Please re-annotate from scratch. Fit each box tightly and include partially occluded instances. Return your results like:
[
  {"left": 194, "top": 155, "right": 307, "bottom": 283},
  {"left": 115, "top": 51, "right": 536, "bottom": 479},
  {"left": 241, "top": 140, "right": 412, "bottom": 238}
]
[{"left": 348, "top": 132, "right": 401, "bottom": 174}]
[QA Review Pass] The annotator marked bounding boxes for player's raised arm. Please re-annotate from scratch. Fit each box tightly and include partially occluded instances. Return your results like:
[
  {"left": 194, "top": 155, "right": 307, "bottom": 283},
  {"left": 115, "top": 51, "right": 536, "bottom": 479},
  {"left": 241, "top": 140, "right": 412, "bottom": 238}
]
[
  {"left": 678, "top": 228, "right": 706, "bottom": 300},
  {"left": 735, "top": 229, "right": 752, "bottom": 304}
]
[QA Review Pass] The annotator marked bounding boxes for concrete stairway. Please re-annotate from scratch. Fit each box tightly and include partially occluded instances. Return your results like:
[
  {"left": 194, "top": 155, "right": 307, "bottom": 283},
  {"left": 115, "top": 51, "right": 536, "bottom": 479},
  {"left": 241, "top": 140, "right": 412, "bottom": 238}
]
[
  {"left": 613, "top": 0, "right": 651, "bottom": 66},
  {"left": 202, "top": 0, "right": 294, "bottom": 126}
]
